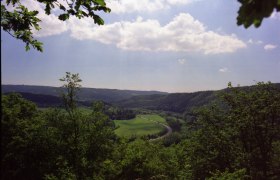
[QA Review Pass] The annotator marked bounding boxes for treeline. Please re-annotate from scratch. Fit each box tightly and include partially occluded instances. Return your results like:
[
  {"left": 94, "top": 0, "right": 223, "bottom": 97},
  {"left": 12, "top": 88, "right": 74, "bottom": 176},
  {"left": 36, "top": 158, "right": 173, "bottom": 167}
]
[
  {"left": 105, "top": 106, "right": 136, "bottom": 120},
  {"left": 1, "top": 74, "right": 280, "bottom": 179}
]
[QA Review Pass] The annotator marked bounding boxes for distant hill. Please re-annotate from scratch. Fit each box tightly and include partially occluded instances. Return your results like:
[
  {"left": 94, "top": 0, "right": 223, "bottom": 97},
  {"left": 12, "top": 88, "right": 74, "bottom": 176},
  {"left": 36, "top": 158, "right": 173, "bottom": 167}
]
[
  {"left": 116, "top": 83, "right": 280, "bottom": 114},
  {"left": 3, "top": 83, "right": 279, "bottom": 114},
  {"left": 3, "top": 92, "right": 64, "bottom": 107},
  {"left": 116, "top": 90, "right": 218, "bottom": 113},
  {"left": 2, "top": 85, "right": 167, "bottom": 103}
]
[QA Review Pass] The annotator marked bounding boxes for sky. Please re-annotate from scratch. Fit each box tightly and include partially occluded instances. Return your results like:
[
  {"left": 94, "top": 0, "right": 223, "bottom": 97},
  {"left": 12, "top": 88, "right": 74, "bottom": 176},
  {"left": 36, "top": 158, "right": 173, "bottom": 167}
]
[{"left": 2, "top": 0, "right": 280, "bottom": 93}]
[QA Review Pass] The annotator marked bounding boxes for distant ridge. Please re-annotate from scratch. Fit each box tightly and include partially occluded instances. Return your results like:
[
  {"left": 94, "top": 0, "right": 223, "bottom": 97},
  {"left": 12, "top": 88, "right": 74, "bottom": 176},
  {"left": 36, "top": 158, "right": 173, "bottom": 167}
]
[
  {"left": 3, "top": 92, "right": 63, "bottom": 107},
  {"left": 2, "top": 84, "right": 167, "bottom": 103},
  {"left": 116, "top": 83, "right": 280, "bottom": 114},
  {"left": 2, "top": 83, "right": 279, "bottom": 114}
]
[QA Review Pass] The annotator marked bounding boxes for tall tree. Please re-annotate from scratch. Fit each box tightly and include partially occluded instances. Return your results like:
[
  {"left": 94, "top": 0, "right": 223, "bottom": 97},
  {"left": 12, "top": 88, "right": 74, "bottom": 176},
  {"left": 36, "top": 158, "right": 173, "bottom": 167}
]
[{"left": 59, "top": 72, "right": 82, "bottom": 114}]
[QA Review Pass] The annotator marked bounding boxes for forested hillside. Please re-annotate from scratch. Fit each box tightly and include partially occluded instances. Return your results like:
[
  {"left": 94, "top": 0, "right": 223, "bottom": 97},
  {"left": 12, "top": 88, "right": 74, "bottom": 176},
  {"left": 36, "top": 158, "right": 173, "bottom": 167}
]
[
  {"left": 117, "top": 90, "right": 217, "bottom": 113},
  {"left": 4, "top": 84, "right": 280, "bottom": 116},
  {"left": 2, "top": 85, "right": 167, "bottom": 102},
  {"left": 2, "top": 76, "right": 280, "bottom": 179},
  {"left": 3, "top": 92, "right": 63, "bottom": 107}
]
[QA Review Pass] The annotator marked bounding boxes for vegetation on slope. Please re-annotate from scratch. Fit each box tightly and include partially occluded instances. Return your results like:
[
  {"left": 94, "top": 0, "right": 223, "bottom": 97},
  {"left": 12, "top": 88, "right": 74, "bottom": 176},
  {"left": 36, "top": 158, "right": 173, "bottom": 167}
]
[
  {"left": 2, "top": 84, "right": 167, "bottom": 103},
  {"left": 2, "top": 76, "right": 280, "bottom": 179}
]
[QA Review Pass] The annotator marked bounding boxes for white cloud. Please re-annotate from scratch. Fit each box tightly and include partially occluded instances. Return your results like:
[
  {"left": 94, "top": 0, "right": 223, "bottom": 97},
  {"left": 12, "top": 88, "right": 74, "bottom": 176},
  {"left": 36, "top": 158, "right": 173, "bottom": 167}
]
[
  {"left": 166, "top": 0, "right": 200, "bottom": 5},
  {"left": 33, "top": 14, "right": 68, "bottom": 37},
  {"left": 247, "top": 38, "right": 263, "bottom": 45},
  {"left": 178, "top": 59, "right": 186, "bottom": 64},
  {"left": 264, "top": 44, "right": 277, "bottom": 51},
  {"left": 107, "top": 0, "right": 167, "bottom": 14},
  {"left": 219, "top": 67, "right": 228, "bottom": 73},
  {"left": 270, "top": 11, "right": 280, "bottom": 20},
  {"left": 5, "top": 0, "right": 246, "bottom": 54},
  {"left": 9, "top": 0, "right": 68, "bottom": 37},
  {"left": 107, "top": 0, "right": 200, "bottom": 14},
  {"left": 68, "top": 13, "right": 246, "bottom": 54}
]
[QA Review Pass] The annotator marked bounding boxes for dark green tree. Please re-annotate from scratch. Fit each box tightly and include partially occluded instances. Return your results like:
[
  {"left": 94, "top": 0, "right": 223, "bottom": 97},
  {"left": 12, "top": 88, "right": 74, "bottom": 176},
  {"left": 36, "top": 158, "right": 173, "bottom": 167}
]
[
  {"left": 1, "top": 93, "right": 49, "bottom": 179},
  {"left": 1, "top": 0, "right": 110, "bottom": 51},
  {"left": 110, "top": 139, "right": 185, "bottom": 180},
  {"left": 1, "top": 73, "right": 118, "bottom": 179},
  {"left": 223, "top": 82, "right": 280, "bottom": 178},
  {"left": 50, "top": 72, "right": 117, "bottom": 179},
  {"left": 183, "top": 82, "right": 280, "bottom": 179},
  {"left": 237, "top": 0, "right": 280, "bottom": 28},
  {"left": 183, "top": 105, "right": 239, "bottom": 179}
]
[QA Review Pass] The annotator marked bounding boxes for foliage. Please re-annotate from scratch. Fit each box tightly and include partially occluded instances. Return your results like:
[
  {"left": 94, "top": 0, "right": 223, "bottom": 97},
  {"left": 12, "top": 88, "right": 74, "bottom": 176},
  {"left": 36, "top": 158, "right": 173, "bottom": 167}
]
[
  {"left": 208, "top": 169, "right": 247, "bottom": 180},
  {"left": 1, "top": 4, "right": 43, "bottom": 51},
  {"left": 1, "top": 0, "right": 110, "bottom": 51},
  {"left": 1, "top": 93, "right": 45, "bottom": 179},
  {"left": 165, "top": 116, "right": 182, "bottom": 132},
  {"left": 222, "top": 82, "right": 280, "bottom": 178},
  {"left": 2, "top": 81, "right": 280, "bottom": 179},
  {"left": 184, "top": 105, "right": 239, "bottom": 179},
  {"left": 59, "top": 72, "right": 82, "bottom": 113},
  {"left": 105, "top": 106, "right": 136, "bottom": 120},
  {"left": 110, "top": 139, "right": 185, "bottom": 179},
  {"left": 237, "top": 0, "right": 280, "bottom": 28},
  {"left": 40, "top": 103, "right": 116, "bottom": 179},
  {"left": 183, "top": 82, "right": 280, "bottom": 179},
  {"left": 162, "top": 132, "right": 182, "bottom": 147},
  {"left": 1, "top": 73, "right": 117, "bottom": 179}
]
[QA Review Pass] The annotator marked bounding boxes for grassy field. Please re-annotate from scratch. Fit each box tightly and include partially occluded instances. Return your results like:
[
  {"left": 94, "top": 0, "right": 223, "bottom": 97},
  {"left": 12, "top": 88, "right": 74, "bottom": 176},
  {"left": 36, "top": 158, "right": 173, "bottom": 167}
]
[
  {"left": 38, "top": 108, "right": 166, "bottom": 138},
  {"left": 114, "top": 114, "right": 166, "bottom": 138}
]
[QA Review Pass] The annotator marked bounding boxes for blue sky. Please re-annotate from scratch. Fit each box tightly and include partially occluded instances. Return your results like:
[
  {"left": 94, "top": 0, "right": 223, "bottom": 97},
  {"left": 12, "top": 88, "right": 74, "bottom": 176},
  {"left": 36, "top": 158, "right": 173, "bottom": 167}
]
[{"left": 2, "top": 0, "right": 280, "bottom": 92}]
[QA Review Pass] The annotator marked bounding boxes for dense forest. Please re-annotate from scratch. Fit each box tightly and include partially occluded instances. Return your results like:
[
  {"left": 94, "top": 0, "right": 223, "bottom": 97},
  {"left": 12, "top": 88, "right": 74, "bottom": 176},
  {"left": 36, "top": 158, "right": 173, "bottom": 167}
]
[{"left": 2, "top": 73, "right": 280, "bottom": 179}]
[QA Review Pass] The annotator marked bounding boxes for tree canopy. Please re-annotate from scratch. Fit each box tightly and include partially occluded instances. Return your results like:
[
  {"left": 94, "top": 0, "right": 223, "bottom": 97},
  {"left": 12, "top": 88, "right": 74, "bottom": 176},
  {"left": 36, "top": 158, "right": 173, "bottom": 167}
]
[
  {"left": 2, "top": 78, "right": 280, "bottom": 179},
  {"left": 237, "top": 0, "right": 280, "bottom": 28}
]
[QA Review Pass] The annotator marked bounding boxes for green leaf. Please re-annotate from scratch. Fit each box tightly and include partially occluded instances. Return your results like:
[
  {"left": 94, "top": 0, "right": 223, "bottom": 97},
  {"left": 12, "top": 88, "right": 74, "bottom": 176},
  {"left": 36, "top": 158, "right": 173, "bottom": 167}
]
[
  {"left": 93, "top": 15, "right": 104, "bottom": 25},
  {"left": 93, "top": 0, "right": 106, "bottom": 6},
  {"left": 59, "top": 4, "right": 66, "bottom": 11},
  {"left": 25, "top": 44, "right": 30, "bottom": 51},
  {"left": 58, "top": 13, "right": 70, "bottom": 21},
  {"left": 45, "top": 3, "right": 51, "bottom": 15},
  {"left": 253, "top": 19, "right": 261, "bottom": 27}
]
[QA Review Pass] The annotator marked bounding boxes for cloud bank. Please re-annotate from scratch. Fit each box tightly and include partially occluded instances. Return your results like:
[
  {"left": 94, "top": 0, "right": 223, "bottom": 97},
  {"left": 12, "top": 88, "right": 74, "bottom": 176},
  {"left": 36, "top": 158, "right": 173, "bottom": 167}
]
[
  {"left": 107, "top": 0, "right": 200, "bottom": 14},
  {"left": 264, "top": 44, "right": 277, "bottom": 51},
  {"left": 7, "top": 0, "right": 246, "bottom": 54},
  {"left": 68, "top": 13, "right": 246, "bottom": 54}
]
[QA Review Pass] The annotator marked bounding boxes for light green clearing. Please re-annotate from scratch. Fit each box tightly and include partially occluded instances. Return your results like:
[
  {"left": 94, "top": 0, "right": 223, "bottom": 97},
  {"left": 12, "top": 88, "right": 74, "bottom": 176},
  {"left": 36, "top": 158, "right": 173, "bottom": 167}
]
[{"left": 114, "top": 114, "right": 166, "bottom": 138}]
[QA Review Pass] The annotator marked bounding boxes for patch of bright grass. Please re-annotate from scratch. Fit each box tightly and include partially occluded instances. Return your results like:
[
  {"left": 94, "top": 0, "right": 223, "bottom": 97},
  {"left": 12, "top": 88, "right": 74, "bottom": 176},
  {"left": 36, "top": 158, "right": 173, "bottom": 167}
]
[{"left": 114, "top": 114, "right": 166, "bottom": 138}]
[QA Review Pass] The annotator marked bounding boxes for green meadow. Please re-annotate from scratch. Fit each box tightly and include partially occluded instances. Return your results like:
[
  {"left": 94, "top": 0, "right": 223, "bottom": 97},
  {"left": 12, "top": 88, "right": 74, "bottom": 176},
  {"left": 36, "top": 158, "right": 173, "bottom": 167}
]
[{"left": 114, "top": 114, "right": 166, "bottom": 138}]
